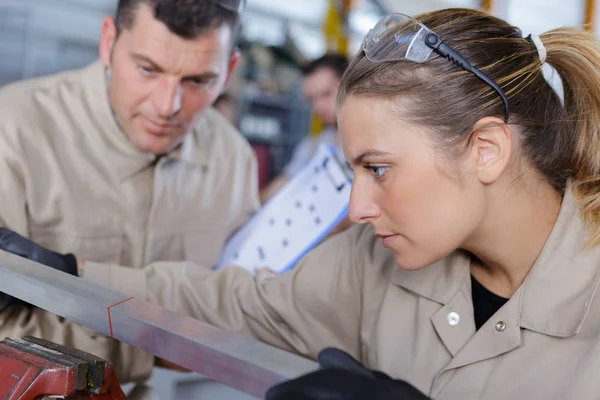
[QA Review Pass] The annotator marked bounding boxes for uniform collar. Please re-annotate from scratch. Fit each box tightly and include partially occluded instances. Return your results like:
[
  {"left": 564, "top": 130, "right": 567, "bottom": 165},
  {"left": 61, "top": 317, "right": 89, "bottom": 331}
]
[
  {"left": 81, "top": 61, "right": 210, "bottom": 181},
  {"left": 391, "top": 251, "right": 471, "bottom": 305},
  {"left": 164, "top": 116, "right": 211, "bottom": 169},
  {"left": 391, "top": 184, "right": 600, "bottom": 338},
  {"left": 517, "top": 185, "right": 600, "bottom": 337}
]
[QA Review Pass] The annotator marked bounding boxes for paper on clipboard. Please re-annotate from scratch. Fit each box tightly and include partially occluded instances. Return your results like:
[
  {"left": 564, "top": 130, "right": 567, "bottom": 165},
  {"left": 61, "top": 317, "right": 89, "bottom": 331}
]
[{"left": 216, "top": 144, "right": 352, "bottom": 275}]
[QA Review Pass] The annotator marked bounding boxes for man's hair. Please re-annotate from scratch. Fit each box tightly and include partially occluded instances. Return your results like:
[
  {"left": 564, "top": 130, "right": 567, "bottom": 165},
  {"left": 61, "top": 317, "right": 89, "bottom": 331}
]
[
  {"left": 115, "top": 0, "right": 241, "bottom": 42},
  {"left": 301, "top": 53, "right": 349, "bottom": 79}
]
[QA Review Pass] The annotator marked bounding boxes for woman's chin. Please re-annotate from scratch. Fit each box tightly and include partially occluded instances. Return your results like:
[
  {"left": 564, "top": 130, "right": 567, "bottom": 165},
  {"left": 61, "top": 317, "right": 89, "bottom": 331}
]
[{"left": 393, "top": 253, "right": 430, "bottom": 271}]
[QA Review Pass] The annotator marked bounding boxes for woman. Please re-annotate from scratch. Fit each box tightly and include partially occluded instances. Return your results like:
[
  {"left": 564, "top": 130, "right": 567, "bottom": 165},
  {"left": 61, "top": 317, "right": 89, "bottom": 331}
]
[
  {"left": 269, "top": 7, "right": 600, "bottom": 398},
  {"left": 2, "top": 8, "right": 600, "bottom": 399}
]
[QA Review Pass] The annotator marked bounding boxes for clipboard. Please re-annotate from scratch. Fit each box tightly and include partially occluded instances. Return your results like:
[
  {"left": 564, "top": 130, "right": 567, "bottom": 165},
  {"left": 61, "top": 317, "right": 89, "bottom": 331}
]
[{"left": 216, "top": 144, "right": 353, "bottom": 274}]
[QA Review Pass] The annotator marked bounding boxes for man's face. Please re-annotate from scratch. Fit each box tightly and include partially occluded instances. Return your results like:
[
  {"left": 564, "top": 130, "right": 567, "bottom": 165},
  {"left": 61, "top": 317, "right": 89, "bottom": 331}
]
[
  {"left": 302, "top": 67, "right": 341, "bottom": 126},
  {"left": 99, "top": 5, "right": 238, "bottom": 154}
]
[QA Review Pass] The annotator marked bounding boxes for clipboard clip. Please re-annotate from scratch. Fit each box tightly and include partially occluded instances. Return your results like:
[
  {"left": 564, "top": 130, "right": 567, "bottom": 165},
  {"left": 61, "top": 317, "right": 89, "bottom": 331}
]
[{"left": 322, "top": 156, "right": 351, "bottom": 192}]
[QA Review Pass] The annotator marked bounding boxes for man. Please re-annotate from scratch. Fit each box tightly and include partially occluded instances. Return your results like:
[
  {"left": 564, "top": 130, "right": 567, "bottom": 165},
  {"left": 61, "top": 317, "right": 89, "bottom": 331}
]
[
  {"left": 259, "top": 53, "right": 349, "bottom": 203},
  {"left": 0, "top": 0, "right": 257, "bottom": 386}
]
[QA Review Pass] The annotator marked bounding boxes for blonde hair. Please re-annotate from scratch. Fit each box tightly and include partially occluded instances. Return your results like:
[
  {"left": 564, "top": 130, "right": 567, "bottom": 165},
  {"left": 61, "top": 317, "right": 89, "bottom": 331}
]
[
  {"left": 541, "top": 29, "right": 600, "bottom": 246},
  {"left": 339, "top": 8, "right": 600, "bottom": 246}
]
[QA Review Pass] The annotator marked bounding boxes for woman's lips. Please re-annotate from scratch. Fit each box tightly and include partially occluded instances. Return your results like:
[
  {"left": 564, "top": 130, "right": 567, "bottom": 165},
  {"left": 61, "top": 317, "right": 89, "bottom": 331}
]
[{"left": 377, "top": 234, "right": 398, "bottom": 248}]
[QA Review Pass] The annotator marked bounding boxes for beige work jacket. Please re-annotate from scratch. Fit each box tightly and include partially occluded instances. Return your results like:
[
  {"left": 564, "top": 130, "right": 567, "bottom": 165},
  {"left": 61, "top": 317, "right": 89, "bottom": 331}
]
[
  {"left": 85, "top": 187, "right": 600, "bottom": 398},
  {"left": 0, "top": 61, "right": 259, "bottom": 383}
]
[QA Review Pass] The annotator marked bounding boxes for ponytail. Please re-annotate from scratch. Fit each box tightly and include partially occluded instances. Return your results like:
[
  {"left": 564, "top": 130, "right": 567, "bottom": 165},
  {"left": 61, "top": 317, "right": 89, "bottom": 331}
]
[{"left": 541, "top": 28, "right": 600, "bottom": 246}]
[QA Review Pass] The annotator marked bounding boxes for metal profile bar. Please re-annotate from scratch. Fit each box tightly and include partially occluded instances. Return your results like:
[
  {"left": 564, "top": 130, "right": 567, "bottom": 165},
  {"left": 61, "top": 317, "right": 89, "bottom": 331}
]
[{"left": 0, "top": 250, "right": 317, "bottom": 398}]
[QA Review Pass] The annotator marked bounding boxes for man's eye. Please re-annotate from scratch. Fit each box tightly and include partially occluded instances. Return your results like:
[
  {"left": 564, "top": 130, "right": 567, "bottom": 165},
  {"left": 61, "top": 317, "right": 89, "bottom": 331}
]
[
  {"left": 187, "top": 78, "right": 216, "bottom": 87},
  {"left": 139, "top": 65, "right": 154, "bottom": 75}
]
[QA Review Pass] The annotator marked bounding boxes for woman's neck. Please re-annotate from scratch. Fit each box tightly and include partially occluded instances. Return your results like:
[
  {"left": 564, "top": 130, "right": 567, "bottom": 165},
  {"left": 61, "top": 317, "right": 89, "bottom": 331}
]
[{"left": 465, "top": 177, "right": 563, "bottom": 298}]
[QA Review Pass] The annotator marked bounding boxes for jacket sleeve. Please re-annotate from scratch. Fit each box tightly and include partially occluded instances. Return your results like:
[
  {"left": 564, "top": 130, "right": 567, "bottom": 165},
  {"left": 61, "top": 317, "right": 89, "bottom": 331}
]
[
  {"left": 83, "top": 225, "right": 368, "bottom": 361},
  {"left": 0, "top": 127, "right": 155, "bottom": 384}
]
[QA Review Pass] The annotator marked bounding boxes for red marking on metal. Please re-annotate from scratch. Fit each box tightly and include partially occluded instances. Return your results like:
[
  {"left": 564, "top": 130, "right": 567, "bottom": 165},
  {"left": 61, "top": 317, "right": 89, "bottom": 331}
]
[{"left": 107, "top": 297, "right": 134, "bottom": 338}]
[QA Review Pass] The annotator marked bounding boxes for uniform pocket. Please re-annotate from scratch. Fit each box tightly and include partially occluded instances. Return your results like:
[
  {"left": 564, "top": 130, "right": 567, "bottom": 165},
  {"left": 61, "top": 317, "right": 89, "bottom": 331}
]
[{"left": 31, "top": 230, "right": 124, "bottom": 264}]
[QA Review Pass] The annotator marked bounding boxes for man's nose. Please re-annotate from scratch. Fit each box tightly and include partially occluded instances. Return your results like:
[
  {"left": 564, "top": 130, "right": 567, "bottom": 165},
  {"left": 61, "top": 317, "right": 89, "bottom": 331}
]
[{"left": 153, "top": 79, "right": 182, "bottom": 119}]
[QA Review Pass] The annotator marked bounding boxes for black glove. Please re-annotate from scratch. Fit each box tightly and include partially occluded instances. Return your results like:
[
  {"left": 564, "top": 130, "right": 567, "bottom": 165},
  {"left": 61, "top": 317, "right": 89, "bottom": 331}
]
[
  {"left": 0, "top": 228, "right": 78, "bottom": 311},
  {"left": 265, "top": 348, "right": 431, "bottom": 400},
  {"left": 0, "top": 228, "right": 78, "bottom": 275},
  {"left": 0, "top": 292, "right": 29, "bottom": 311}
]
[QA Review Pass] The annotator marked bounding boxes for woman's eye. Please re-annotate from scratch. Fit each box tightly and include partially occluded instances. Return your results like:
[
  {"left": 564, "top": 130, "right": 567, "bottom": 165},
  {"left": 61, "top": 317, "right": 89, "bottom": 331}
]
[
  {"left": 373, "top": 166, "right": 386, "bottom": 177},
  {"left": 365, "top": 165, "right": 387, "bottom": 178}
]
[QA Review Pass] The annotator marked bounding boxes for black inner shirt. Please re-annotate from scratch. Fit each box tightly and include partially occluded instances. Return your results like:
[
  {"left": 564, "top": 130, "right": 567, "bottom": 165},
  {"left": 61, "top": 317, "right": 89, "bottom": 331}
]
[{"left": 471, "top": 275, "right": 510, "bottom": 330}]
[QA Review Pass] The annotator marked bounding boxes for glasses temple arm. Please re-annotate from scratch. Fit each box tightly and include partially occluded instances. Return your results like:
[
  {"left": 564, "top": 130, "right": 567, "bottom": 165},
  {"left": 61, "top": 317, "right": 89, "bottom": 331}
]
[
  {"left": 470, "top": 67, "right": 510, "bottom": 123},
  {"left": 425, "top": 34, "right": 510, "bottom": 122}
]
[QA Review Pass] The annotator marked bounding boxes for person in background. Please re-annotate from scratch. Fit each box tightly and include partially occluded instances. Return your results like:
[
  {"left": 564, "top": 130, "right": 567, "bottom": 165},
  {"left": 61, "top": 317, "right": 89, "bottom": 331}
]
[
  {"left": 7, "top": 7, "right": 600, "bottom": 399},
  {"left": 259, "top": 53, "right": 349, "bottom": 203},
  {"left": 0, "top": 0, "right": 257, "bottom": 395}
]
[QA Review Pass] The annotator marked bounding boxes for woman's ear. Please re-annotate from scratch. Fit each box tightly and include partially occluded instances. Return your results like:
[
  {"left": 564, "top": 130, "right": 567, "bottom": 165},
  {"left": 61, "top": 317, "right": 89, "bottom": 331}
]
[{"left": 466, "top": 117, "right": 513, "bottom": 184}]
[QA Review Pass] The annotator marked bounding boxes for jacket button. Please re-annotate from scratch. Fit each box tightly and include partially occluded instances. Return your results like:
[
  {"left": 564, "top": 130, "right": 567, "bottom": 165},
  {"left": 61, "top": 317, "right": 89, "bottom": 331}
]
[
  {"left": 495, "top": 321, "right": 506, "bottom": 332},
  {"left": 446, "top": 312, "right": 460, "bottom": 326}
]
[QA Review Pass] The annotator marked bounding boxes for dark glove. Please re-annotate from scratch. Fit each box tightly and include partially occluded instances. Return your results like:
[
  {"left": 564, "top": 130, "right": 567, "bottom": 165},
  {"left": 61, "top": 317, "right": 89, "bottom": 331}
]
[
  {"left": 265, "top": 348, "right": 431, "bottom": 400},
  {"left": 0, "top": 228, "right": 78, "bottom": 311},
  {"left": 0, "top": 292, "right": 29, "bottom": 312},
  {"left": 0, "top": 228, "right": 78, "bottom": 275}
]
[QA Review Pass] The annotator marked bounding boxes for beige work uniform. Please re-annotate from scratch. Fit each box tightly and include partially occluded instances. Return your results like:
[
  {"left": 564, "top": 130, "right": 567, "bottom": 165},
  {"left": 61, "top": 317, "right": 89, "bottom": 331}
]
[
  {"left": 84, "top": 187, "right": 600, "bottom": 398},
  {"left": 0, "top": 61, "right": 259, "bottom": 383}
]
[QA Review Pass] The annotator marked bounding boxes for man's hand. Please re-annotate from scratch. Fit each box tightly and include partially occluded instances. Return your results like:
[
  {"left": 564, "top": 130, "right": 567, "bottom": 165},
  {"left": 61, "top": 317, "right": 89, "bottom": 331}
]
[
  {"left": 257, "top": 267, "right": 278, "bottom": 283},
  {"left": 265, "top": 348, "right": 431, "bottom": 400},
  {"left": 0, "top": 228, "right": 79, "bottom": 312},
  {"left": 0, "top": 228, "right": 78, "bottom": 275}
]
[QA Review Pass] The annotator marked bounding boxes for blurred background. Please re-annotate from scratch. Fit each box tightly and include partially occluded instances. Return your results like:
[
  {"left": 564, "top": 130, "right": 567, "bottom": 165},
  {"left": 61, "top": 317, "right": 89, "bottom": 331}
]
[{"left": 0, "top": 0, "right": 597, "bottom": 190}]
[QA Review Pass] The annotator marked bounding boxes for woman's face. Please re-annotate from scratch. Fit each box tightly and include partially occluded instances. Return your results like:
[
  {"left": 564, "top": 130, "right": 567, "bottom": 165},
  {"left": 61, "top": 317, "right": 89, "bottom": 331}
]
[{"left": 339, "top": 95, "right": 485, "bottom": 270}]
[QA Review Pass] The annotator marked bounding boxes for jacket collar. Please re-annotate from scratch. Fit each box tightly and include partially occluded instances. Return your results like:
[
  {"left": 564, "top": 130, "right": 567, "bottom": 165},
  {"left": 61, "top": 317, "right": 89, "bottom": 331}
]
[
  {"left": 82, "top": 61, "right": 209, "bottom": 181},
  {"left": 391, "top": 251, "right": 471, "bottom": 305},
  {"left": 392, "top": 185, "right": 600, "bottom": 337},
  {"left": 517, "top": 185, "right": 600, "bottom": 337}
]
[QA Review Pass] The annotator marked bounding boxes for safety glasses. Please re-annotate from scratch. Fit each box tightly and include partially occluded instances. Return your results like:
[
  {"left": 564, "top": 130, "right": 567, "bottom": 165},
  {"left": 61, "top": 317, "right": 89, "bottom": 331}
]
[{"left": 362, "top": 14, "right": 509, "bottom": 122}]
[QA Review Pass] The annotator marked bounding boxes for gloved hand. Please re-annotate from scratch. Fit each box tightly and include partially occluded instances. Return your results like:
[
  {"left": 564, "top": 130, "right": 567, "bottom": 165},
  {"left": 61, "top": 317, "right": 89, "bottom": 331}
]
[
  {"left": 265, "top": 347, "right": 431, "bottom": 400},
  {"left": 0, "top": 228, "right": 78, "bottom": 275},
  {"left": 0, "top": 292, "right": 29, "bottom": 311},
  {"left": 0, "top": 228, "right": 78, "bottom": 311}
]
